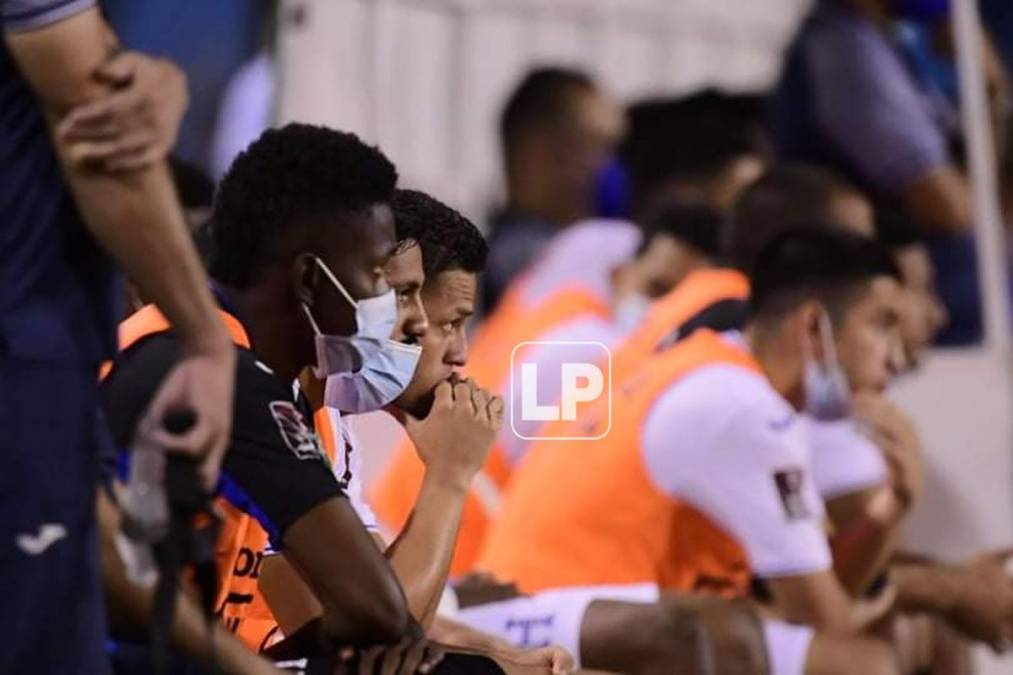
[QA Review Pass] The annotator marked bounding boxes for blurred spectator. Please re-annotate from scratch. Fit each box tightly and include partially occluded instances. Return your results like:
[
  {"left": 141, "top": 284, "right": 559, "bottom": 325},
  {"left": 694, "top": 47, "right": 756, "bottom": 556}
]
[
  {"left": 623, "top": 90, "right": 769, "bottom": 223},
  {"left": 103, "top": 0, "right": 271, "bottom": 170},
  {"left": 483, "top": 66, "right": 625, "bottom": 313},
  {"left": 771, "top": 0, "right": 1009, "bottom": 345},
  {"left": 211, "top": 50, "right": 275, "bottom": 179}
]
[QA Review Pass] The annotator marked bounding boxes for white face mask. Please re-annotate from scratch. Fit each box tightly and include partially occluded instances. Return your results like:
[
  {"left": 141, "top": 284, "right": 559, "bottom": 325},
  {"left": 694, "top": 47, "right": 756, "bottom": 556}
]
[
  {"left": 803, "top": 310, "right": 851, "bottom": 421},
  {"left": 613, "top": 293, "right": 652, "bottom": 333},
  {"left": 301, "top": 256, "right": 422, "bottom": 413}
]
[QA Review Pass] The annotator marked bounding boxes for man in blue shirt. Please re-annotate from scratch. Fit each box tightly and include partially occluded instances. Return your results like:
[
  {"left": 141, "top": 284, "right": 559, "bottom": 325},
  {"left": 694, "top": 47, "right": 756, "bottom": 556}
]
[
  {"left": 1, "top": 2, "right": 237, "bottom": 672},
  {"left": 771, "top": 0, "right": 1004, "bottom": 345}
]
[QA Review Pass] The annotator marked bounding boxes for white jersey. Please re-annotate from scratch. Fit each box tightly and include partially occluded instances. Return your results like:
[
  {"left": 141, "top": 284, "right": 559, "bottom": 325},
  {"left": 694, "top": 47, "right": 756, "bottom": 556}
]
[
  {"left": 319, "top": 406, "right": 379, "bottom": 532},
  {"left": 806, "top": 416, "right": 889, "bottom": 500},
  {"left": 640, "top": 333, "right": 832, "bottom": 579}
]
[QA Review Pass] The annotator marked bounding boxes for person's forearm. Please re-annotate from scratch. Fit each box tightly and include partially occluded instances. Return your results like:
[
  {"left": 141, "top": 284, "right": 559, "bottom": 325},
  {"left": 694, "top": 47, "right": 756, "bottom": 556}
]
[
  {"left": 60, "top": 160, "right": 229, "bottom": 355},
  {"left": 259, "top": 554, "right": 324, "bottom": 636},
  {"left": 892, "top": 561, "right": 961, "bottom": 616},
  {"left": 429, "top": 615, "right": 514, "bottom": 654},
  {"left": 7, "top": 11, "right": 228, "bottom": 356},
  {"left": 830, "top": 489, "right": 902, "bottom": 594},
  {"left": 385, "top": 469, "right": 470, "bottom": 628}
]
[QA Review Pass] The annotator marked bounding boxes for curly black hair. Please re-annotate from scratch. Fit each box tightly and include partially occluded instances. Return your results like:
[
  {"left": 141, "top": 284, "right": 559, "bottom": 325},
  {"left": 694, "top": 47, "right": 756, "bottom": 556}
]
[
  {"left": 209, "top": 123, "right": 398, "bottom": 289},
  {"left": 391, "top": 189, "right": 488, "bottom": 278}
]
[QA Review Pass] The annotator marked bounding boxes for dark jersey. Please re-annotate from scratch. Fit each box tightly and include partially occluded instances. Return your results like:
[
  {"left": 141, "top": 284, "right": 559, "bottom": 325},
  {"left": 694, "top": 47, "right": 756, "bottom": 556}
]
[{"left": 100, "top": 332, "right": 343, "bottom": 548}]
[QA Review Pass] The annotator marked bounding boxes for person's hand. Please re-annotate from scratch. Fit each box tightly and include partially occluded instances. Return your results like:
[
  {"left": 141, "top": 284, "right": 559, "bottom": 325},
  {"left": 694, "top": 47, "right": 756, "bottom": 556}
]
[
  {"left": 397, "top": 379, "right": 504, "bottom": 489},
  {"left": 495, "top": 645, "right": 573, "bottom": 675},
  {"left": 57, "top": 51, "right": 188, "bottom": 171},
  {"left": 944, "top": 550, "right": 1013, "bottom": 652},
  {"left": 341, "top": 637, "right": 445, "bottom": 675},
  {"left": 853, "top": 393, "right": 925, "bottom": 513},
  {"left": 143, "top": 341, "right": 236, "bottom": 490},
  {"left": 849, "top": 582, "right": 899, "bottom": 634}
]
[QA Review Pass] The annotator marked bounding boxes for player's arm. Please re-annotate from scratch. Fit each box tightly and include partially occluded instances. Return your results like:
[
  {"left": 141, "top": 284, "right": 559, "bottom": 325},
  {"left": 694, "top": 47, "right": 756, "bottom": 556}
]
[
  {"left": 97, "top": 490, "right": 282, "bottom": 675},
  {"left": 809, "top": 18, "right": 970, "bottom": 234},
  {"left": 646, "top": 394, "right": 893, "bottom": 635},
  {"left": 830, "top": 394, "right": 924, "bottom": 592},
  {"left": 428, "top": 616, "right": 573, "bottom": 675},
  {"left": 827, "top": 486, "right": 902, "bottom": 594},
  {"left": 890, "top": 552, "right": 1013, "bottom": 651},
  {"left": 383, "top": 379, "right": 503, "bottom": 628},
  {"left": 274, "top": 497, "right": 413, "bottom": 647},
  {"left": 899, "top": 168, "right": 973, "bottom": 234},
  {"left": 5, "top": 7, "right": 234, "bottom": 485},
  {"left": 765, "top": 570, "right": 895, "bottom": 635}
]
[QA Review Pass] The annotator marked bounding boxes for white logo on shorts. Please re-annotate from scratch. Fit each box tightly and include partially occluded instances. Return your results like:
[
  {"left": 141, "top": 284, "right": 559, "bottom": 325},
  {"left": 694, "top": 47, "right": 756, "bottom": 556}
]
[{"left": 16, "top": 523, "right": 67, "bottom": 556}]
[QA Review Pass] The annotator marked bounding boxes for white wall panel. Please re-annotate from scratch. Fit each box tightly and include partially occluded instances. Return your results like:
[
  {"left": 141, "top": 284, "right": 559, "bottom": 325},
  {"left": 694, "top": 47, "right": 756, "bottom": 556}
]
[{"left": 278, "top": 0, "right": 811, "bottom": 221}]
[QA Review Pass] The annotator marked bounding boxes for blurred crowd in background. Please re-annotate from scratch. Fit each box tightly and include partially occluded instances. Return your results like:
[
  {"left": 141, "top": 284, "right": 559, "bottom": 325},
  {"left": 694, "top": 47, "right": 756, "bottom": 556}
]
[{"left": 106, "top": 0, "right": 1013, "bottom": 346}]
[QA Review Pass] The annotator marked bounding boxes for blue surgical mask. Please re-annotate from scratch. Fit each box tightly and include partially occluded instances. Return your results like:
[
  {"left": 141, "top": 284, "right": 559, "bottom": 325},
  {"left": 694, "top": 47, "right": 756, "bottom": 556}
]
[
  {"left": 891, "top": 0, "right": 950, "bottom": 23},
  {"left": 804, "top": 311, "right": 851, "bottom": 421},
  {"left": 301, "top": 256, "right": 421, "bottom": 413}
]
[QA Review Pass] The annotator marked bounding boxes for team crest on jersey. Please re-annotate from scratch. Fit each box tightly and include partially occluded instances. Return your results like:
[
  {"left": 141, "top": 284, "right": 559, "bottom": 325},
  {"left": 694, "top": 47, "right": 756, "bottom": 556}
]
[
  {"left": 269, "top": 401, "right": 325, "bottom": 461},
  {"left": 773, "top": 467, "right": 810, "bottom": 521}
]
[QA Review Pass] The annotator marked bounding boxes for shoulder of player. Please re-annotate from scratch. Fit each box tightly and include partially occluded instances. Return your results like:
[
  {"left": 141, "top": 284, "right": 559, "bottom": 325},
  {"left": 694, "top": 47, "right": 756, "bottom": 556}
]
[
  {"left": 652, "top": 362, "right": 784, "bottom": 421},
  {"left": 642, "top": 363, "right": 799, "bottom": 458}
]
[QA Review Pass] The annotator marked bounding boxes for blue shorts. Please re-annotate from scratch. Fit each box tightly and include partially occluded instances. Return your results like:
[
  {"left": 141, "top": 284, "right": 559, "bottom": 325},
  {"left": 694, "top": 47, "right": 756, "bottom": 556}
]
[{"left": 0, "top": 358, "right": 111, "bottom": 674}]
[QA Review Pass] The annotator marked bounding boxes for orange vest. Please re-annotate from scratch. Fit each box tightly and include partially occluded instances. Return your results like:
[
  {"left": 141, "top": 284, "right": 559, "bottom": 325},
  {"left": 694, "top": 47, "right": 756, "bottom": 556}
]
[
  {"left": 609, "top": 267, "right": 749, "bottom": 385},
  {"left": 109, "top": 305, "right": 326, "bottom": 652},
  {"left": 477, "top": 330, "right": 760, "bottom": 597},
  {"left": 370, "top": 283, "right": 609, "bottom": 577}
]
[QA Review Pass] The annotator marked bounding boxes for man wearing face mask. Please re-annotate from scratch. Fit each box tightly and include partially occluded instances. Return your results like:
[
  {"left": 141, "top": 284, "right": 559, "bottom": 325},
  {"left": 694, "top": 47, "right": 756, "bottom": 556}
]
[
  {"left": 479, "top": 229, "right": 908, "bottom": 675},
  {"left": 101, "top": 125, "right": 505, "bottom": 672},
  {"left": 258, "top": 189, "right": 573, "bottom": 675},
  {"left": 372, "top": 105, "right": 769, "bottom": 589},
  {"left": 368, "top": 192, "right": 768, "bottom": 674}
]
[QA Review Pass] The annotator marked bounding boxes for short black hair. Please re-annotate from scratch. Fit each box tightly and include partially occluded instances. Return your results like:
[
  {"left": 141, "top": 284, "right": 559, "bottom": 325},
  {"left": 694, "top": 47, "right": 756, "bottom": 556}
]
[
  {"left": 727, "top": 163, "right": 862, "bottom": 272},
  {"left": 622, "top": 90, "right": 768, "bottom": 216},
  {"left": 638, "top": 202, "right": 724, "bottom": 257},
  {"left": 500, "top": 66, "right": 596, "bottom": 152},
  {"left": 392, "top": 189, "right": 488, "bottom": 278},
  {"left": 209, "top": 123, "right": 398, "bottom": 289},
  {"left": 875, "top": 201, "right": 923, "bottom": 252},
  {"left": 169, "top": 157, "right": 215, "bottom": 212},
  {"left": 750, "top": 227, "right": 899, "bottom": 324}
]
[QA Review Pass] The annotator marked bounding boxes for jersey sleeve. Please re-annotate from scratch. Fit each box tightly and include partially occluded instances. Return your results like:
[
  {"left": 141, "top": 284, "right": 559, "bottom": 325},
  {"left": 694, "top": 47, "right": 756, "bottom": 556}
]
[
  {"left": 641, "top": 366, "right": 832, "bottom": 579},
  {"left": 806, "top": 418, "right": 889, "bottom": 500},
  {"left": 100, "top": 334, "right": 345, "bottom": 550},
  {"left": 805, "top": 18, "right": 948, "bottom": 191},
  {"left": 2, "top": 0, "right": 96, "bottom": 31},
  {"left": 219, "top": 353, "right": 345, "bottom": 548}
]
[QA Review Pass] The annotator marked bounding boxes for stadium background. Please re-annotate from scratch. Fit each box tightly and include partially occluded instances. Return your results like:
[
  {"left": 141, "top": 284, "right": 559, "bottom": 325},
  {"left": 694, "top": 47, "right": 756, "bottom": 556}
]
[{"left": 106, "top": 1, "right": 1013, "bottom": 671}]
